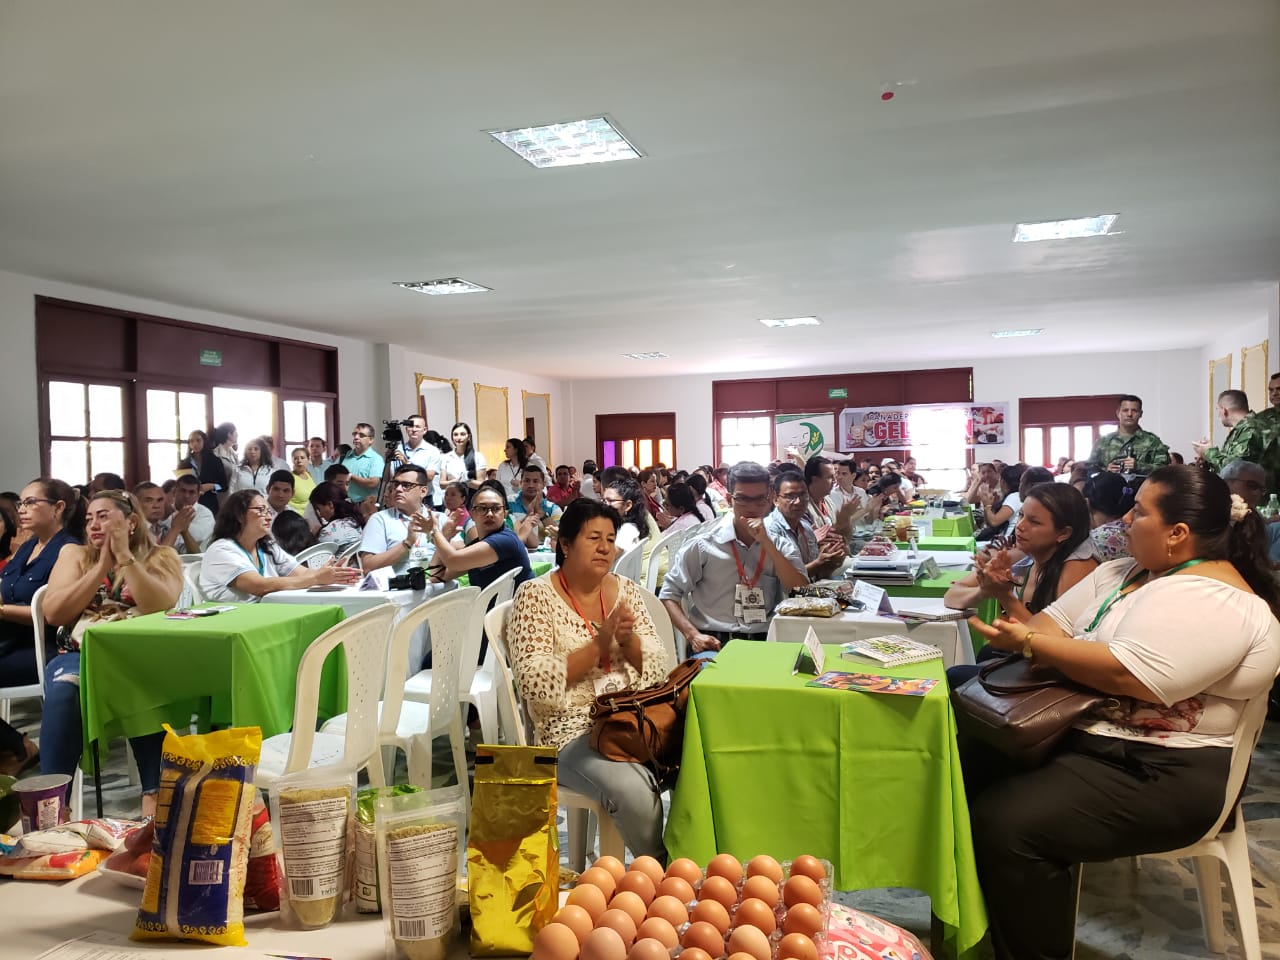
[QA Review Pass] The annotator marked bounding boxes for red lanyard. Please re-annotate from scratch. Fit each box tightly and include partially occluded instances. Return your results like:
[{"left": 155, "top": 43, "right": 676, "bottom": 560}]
[
  {"left": 557, "top": 570, "right": 610, "bottom": 670},
  {"left": 729, "top": 541, "right": 766, "bottom": 589}
]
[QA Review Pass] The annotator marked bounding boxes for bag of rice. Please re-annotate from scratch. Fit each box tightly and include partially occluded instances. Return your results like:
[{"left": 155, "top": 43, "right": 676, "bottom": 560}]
[
  {"left": 375, "top": 785, "right": 466, "bottom": 960},
  {"left": 355, "top": 784, "right": 424, "bottom": 913},
  {"left": 270, "top": 767, "right": 357, "bottom": 929},
  {"left": 132, "top": 725, "right": 262, "bottom": 947}
]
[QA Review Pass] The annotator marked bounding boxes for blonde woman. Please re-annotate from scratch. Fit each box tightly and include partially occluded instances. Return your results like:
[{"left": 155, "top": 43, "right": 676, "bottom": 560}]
[{"left": 42, "top": 490, "right": 184, "bottom": 816}]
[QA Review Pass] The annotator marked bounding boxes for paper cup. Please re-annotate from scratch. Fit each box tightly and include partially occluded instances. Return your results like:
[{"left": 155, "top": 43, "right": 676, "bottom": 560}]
[{"left": 14, "top": 773, "right": 72, "bottom": 832}]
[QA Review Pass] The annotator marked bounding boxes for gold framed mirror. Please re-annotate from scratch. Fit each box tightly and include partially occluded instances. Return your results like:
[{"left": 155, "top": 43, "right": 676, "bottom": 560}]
[
  {"left": 414, "top": 373, "right": 459, "bottom": 433},
  {"left": 474, "top": 383, "right": 509, "bottom": 472},
  {"left": 1241, "top": 341, "right": 1269, "bottom": 416},
  {"left": 522, "top": 390, "right": 551, "bottom": 464},
  {"left": 1208, "top": 354, "right": 1232, "bottom": 443}
]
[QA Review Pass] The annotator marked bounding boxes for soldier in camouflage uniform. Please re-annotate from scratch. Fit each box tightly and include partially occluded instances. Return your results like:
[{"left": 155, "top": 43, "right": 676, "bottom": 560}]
[
  {"left": 1244, "top": 374, "right": 1280, "bottom": 494},
  {"left": 1195, "top": 389, "right": 1267, "bottom": 474},
  {"left": 1085, "top": 395, "right": 1171, "bottom": 476}
]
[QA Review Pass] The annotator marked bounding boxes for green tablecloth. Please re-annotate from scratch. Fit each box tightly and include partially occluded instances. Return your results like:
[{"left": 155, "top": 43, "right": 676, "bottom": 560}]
[
  {"left": 930, "top": 515, "right": 974, "bottom": 538},
  {"left": 896, "top": 535, "right": 977, "bottom": 553},
  {"left": 456, "top": 560, "right": 552, "bottom": 588},
  {"left": 665, "top": 643, "right": 987, "bottom": 956},
  {"left": 885, "top": 569, "right": 970, "bottom": 599},
  {"left": 81, "top": 603, "right": 346, "bottom": 750}
]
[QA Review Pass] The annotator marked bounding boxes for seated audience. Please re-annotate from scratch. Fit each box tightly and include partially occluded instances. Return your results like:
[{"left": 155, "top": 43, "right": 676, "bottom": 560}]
[
  {"left": 41, "top": 490, "right": 183, "bottom": 816},
  {"left": 639, "top": 469, "right": 672, "bottom": 529},
  {"left": 660, "top": 461, "right": 807, "bottom": 652},
  {"left": 271, "top": 510, "right": 315, "bottom": 556},
  {"left": 359, "top": 465, "right": 436, "bottom": 575},
  {"left": 507, "top": 498, "right": 668, "bottom": 860},
  {"left": 685, "top": 473, "right": 718, "bottom": 521},
  {"left": 265, "top": 469, "right": 295, "bottom": 520},
  {"left": 523, "top": 437, "right": 548, "bottom": 475},
  {"left": 1005, "top": 466, "right": 1055, "bottom": 534},
  {"left": 965, "top": 462, "right": 1000, "bottom": 505},
  {"left": 289, "top": 446, "right": 316, "bottom": 513},
  {"left": 87, "top": 473, "right": 126, "bottom": 496},
  {"left": 508, "top": 464, "right": 564, "bottom": 548},
  {"left": 158, "top": 474, "right": 215, "bottom": 554},
  {"left": 0, "top": 500, "right": 15, "bottom": 573},
  {"left": 232, "top": 437, "right": 274, "bottom": 494},
  {"left": 441, "top": 481, "right": 471, "bottom": 542},
  {"left": 1220, "top": 460, "right": 1280, "bottom": 563},
  {"left": 1083, "top": 470, "right": 1136, "bottom": 561},
  {"left": 663, "top": 482, "right": 703, "bottom": 534},
  {"left": 200, "top": 490, "right": 360, "bottom": 601},
  {"left": 962, "top": 466, "right": 1280, "bottom": 960},
  {"left": 309, "top": 481, "right": 364, "bottom": 550},
  {"left": 976, "top": 463, "right": 1027, "bottom": 540},
  {"left": 132, "top": 482, "right": 170, "bottom": 541},
  {"left": 323, "top": 462, "right": 352, "bottom": 498},
  {"left": 419, "top": 480, "right": 533, "bottom": 590},
  {"left": 546, "top": 464, "right": 578, "bottom": 508},
  {"left": 579, "top": 460, "right": 600, "bottom": 501},
  {"left": 496, "top": 437, "right": 530, "bottom": 500},
  {"left": 765, "top": 472, "right": 844, "bottom": 581},
  {"left": 181, "top": 429, "right": 228, "bottom": 514}
]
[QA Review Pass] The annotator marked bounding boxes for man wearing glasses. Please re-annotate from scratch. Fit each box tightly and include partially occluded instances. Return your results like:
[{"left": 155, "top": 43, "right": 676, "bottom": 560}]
[
  {"left": 392, "top": 414, "right": 441, "bottom": 506},
  {"left": 765, "top": 471, "right": 845, "bottom": 581},
  {"left": 660, "top": 461, "right": 808, "bottom": 653},
  {"left": 341, "top": 422, "right": 385, "bottom": 506},
  {"left": 359, "top": 465, "right": 436, "bottom": 575}
]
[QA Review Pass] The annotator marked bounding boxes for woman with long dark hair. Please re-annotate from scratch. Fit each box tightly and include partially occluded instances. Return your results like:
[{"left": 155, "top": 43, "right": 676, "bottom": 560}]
[
  {"left": 231, "top": 437, "right": 274, "bottom": 495},
  {"left": 495, "top": 437, "right": 530, "bottom": 500},
  {"left": 309, "top": 481, "right": 364, "bottom": 550},
  {"left": 180, "top": 429, "right": 228, "bottom": 515},
  {"left": 441, "top": 422, "right": 487, "bottom": 493},
  {"left": 965, "top": 465, "right": 1280, "bottom": 960}
]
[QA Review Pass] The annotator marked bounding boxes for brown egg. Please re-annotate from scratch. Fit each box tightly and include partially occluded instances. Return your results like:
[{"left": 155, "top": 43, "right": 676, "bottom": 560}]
[
  {"left": 646, "top": 894, "right": 689, "bottom": 929},
  {"left": 580, "top": 866, "right": 618, "bottom": 900},
  {"left": 594, "top": 855, "right": 627, "bottom": 883},
  {"left": 532, "top": 922, "right": 581, "bottom": 960},
  {"left": 727, "top": 923, "right": 771, "bottom": 960},
  {"left": 681, "top": 920, "right": 726, "bottom": 957},
  {"left": 728, "top": 953, "right": 757, "bottom": 960},
  {"left": 732, "top": 897, "right": 776, "bottom": 935},
  {"left": 777, "top": 933, "right": 819, "bottom": 960},
  {"left": 789, "top": 855, "right": 827, "bottom": 883},
  {"left": 697, "top": 874, "right": 738, "bottom": 911},
  {"left": 553, "top": 904, "right": 596, "bottom": 945},
  {"left": 597, "top": 908, "right": 638, "bottom": 948},
  {"left": 782, "top": 874, "right": 823, "bottom": 909},
  {"left": 664, "top": 857, "right": 703, "bottom": 887},
  {"left": 680, "top": 949, "right": 713, "bottom": 960},
  {"left": 628, "top": 855, "right": 666, "bottom": 890},
  {"left": 610, "top": 891, "right": 648, "bottom": 929},
  {"left": 566, "top": 883, "right": 609, "bottom": 922},
  {"left": 690, "top": 898, "right": 731, "bottom": 935},
  {"left": 581, "top": 927, "right": 628, "bottom": 960},
  {"left": 615, "top": 870, "right": 656, "bottom": 905},
  {"left": 706, "top": 853, "right": 743, "bottom": 885},
  {"left": 740, "top": 875, "right": 780, "bottom": 909},
  {"left": 782, "top": 903, "right": 823, "bottom": 939},
  {"left": 655, "top": 875, "right": 696, "bottom": 904},
  {"left": 635, "top": 916, "right": 679, "bottom": 950},
  {"left": 627, "top": 938, "right": 671, "bottom": 960},
  {"left": 745, "top": 854, "right": 783, "bottom": 884}
]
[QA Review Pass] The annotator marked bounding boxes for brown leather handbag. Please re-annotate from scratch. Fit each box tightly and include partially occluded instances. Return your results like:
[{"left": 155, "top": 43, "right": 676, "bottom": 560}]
[
  {"left": 589, "top": 658, "right": 703, "bottom": 789},
  {"left": 950, "top": 653, "right": 1116, "bottom": 767}
]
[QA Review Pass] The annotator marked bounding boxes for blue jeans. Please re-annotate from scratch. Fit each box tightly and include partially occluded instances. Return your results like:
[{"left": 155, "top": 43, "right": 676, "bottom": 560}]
[
  {"left": 41, "top": 652, "right": 165, "bottom": 794},
  {"left": 557, "top": 734, "right": 666, "bottom": 861}
]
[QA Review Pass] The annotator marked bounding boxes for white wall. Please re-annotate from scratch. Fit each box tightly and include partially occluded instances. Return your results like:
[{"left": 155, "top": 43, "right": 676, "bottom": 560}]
[
  {"left": 0, "top": 269, "right": 384, "bottom": 489},
  {"left": 1198, "top": 285, "right": 1278, "bottom": 436},
  {"left": 563, "top": 348, "right": 1206, "bottom": 469},
  {"left": 385, "top": 347, "right": 568, "bottom": 469}
]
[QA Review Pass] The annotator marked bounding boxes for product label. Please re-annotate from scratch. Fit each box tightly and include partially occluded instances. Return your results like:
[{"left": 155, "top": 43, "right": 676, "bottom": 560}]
[
  {"left": 36, "top": 796, "right": 61, "bottom": 830},
  {"left": 387, "top": 823, "right": 458, "bottom": 940},
  {"left": 277, "top": 795, "right": 348, "bottom": 900}
]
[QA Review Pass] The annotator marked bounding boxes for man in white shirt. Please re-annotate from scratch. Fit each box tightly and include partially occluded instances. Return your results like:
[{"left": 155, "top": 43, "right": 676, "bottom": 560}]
[
  {"left": 265, "top": 471, "right": 295, "bottom": 520},
  {"left": 359, "top": 464, "right": 436, "bottom": 576},
  {"left": 830, "top": 458, "right": 867, "bottom": 511},
  {"left": 306, "top": 436, "right": 332, "bottom": 484},
  {"left": 160, "top": 474, "right": 214, "bottom": 554},
  {"left": 393, "top": 414, "right": 441, "bottom": 507}
]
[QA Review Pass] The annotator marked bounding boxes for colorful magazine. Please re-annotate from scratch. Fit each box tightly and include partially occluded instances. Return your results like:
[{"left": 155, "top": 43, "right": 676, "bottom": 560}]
[
  {"left": 841, "top": 634, "right": 943, "bottom": 666},
  {"left": 806, "top": 671, "right": 938, "bottom": 697}
]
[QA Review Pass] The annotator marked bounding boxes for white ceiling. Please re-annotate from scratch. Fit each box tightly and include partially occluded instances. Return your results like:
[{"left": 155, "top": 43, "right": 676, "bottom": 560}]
[{"left": 1, "top": 0, "right": 1278, "bottom": 378}]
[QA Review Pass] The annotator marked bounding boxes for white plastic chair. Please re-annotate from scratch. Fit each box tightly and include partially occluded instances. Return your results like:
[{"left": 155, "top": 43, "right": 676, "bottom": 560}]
[
  {"left": 178, "top": 553, "right": 203, "bottom": 570},
  {"left": 0, "top": 585, "right": 46, "bottom": 723},
  {"left": 1073, "top": 690, "right": 1272, "bottom": 960},
  {"left": 612, "top": 541, "right": 644, "bottom": 583},
  {"left": 643, "top": 526, "right": 688, "bottom": 595},
  {"left": 637, "top": 586, "right": 680, "bottom": 669},
  {"left": 402, "top": 568, "right": 519, "bottom": 745},
  {"left": 484, "top": 599, "right": 625, "bottom": 869},
  {"left": 335, "top": 541, "right": 363, "bottom": 566},
  {"left": 255, "top": 603, "right": 400, "bottom": 789},
  {"left": 320, "top": 587, "right": 479, "bottom": 816},
  {"left": 294, "top": 542, "right": 339, "bottom": 569}
]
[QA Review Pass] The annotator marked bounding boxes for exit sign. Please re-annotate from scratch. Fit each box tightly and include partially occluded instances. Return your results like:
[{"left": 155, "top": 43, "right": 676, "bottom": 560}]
[
  {"left": 199, "top": 349, "right": 222, "bottom": 367},
  {"left": 827, "top": 387, "right": 847, "bottom": 399}
]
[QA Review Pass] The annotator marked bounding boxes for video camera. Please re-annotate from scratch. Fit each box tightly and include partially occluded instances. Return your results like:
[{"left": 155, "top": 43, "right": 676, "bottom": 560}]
[{"left": 381, "top": 419, "right": 415, "bottom": 445}]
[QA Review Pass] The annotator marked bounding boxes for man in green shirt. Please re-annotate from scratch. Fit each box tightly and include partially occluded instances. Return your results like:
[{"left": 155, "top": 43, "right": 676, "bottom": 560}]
[
  {"left": 1250, "top": 373, "right": 1280, "bottom": 437},
  {"left": 1194, "top": 389, "right": 1266, "bottom": 471},
  {"left": 1085, "top": 395, "right": 1171, "bottom": 476}
]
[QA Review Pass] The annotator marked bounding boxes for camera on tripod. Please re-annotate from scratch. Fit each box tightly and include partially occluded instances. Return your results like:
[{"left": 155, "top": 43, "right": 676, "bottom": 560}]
[{"left": 381, "top": 419, "right": 415, "bottom": 445}]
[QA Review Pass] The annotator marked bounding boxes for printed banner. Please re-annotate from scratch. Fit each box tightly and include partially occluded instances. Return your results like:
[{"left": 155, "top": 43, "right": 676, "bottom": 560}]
[
  {"left": 774, "top": 413, "right": 836, "bottom": 460},
  {"left": 837, "top": 403, "right": 1009, "bottom": 452}
]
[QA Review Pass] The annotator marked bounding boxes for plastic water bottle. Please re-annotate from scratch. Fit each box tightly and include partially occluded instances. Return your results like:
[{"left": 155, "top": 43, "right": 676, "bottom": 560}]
[{"left": 1265, "top": 495, "right": 1280, "bottom": 519}]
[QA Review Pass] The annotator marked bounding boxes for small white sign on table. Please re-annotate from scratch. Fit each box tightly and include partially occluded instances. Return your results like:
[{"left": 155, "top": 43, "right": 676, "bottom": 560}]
[
  {"left": 792, "top": 625, "right": 827, "bottom": 676},
  {"left": 851, "top": 580, "right": 895, "bottom": 615}
]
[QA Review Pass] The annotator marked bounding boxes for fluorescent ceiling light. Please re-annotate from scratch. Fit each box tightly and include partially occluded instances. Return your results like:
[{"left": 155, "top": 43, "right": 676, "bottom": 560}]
[
  {"left": 622, "top": 352, "right": 668, "bottom": 360},
  {"left": 991, "top": 328, "right": 1044, "bottom": 338},
  {"left": 1012, "top": 214, "right": 1118, "bottom": 242},
  {"left": 487, "top": 115, "right": 642, "bottom": 169},
  {"left": 759, "top": 316, "right": 822, "bottom": 329},
  {"left": 394, "top": 278, "right": 491, "bottom": 295}
]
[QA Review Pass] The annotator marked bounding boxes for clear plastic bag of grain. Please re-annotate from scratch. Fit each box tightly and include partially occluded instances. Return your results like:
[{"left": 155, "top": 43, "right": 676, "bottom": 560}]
[
  {"left": 375, "top": 785, "right": 466, "bottom": 960},
  {"left": 269, "top": 767, "right": 356, "bottom": 929},
  {"left": 355, "top": 784, "right": 423, "bottom": 912}
]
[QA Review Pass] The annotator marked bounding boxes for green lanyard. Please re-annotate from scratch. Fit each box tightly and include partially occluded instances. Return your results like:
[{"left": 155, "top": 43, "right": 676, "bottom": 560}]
[{"left": 1085, "top": 558, "right": 1205, "bottom": 633}]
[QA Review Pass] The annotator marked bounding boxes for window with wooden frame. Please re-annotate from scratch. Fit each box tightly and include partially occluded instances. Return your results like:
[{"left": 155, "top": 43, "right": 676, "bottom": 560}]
[
  {"left": 1019, "top": 395, "right": 1124, "bottom": 468},
  {"left": 596, "top": 413, "right": 676, "bottom": 470},
  {"left": 45, "top": 378, "right": 129, "bottom": 484}
]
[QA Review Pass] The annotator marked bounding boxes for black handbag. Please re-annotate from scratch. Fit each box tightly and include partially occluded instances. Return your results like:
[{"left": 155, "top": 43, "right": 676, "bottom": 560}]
[{"left": 950, "top": 653, "right": 1116, "bottom": 766}]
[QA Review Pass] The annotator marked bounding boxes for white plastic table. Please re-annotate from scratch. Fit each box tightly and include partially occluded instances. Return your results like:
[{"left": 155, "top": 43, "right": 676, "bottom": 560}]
[{"left": 765, "top": 596, "right": 974, "bottom": 667}]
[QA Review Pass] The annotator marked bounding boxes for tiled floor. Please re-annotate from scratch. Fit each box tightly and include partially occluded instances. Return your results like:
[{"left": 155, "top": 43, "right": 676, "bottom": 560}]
[{"left": 8, "top": 702, "right": 1279, "bottom": 958}]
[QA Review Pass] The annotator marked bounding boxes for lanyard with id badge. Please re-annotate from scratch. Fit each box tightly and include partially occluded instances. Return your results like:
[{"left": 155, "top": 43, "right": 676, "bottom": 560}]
[
  {"left": 730, "top": 540, "right": 768, "bottom": 625},
  {"left": 558, "top": 571, "right": 629, "bottom": 695}
]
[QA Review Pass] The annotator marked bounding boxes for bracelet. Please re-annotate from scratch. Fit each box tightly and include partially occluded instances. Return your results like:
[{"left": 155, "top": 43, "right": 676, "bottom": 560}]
[
  {"left": 118, "top": 556, "right": 137, "bottom": 567},
  {"left": 1022, "top": 630, "right": 1037, "bottom": 660}
]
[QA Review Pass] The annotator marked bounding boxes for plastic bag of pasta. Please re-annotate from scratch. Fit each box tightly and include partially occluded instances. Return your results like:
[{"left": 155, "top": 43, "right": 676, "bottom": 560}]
[
  {"left": 375, "top": 785, "right": 466, "bottom": 960},
  {"left": 270, "top": 766, "right": 357, "bottom": 929},
  {"left": 132, "top": 725, "right": 262, "bottom": 947},
  {"left": 467, "top": 745, "right": 559, "bottom": 956}
]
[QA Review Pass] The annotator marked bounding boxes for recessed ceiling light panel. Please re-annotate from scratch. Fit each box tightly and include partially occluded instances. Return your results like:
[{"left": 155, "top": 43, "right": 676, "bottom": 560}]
[
  {"left": 394, "top": 278, "right": 492, "bottom": 295},
  {"left": 991, "top": 328, "right": 1044, "bottom": 338},
  {"left": 622, "top": 352, "right": 668, "bottom": 360},
  {"left": 487, "top": 115, "right": 642, "bottom": 168},
  {"left": 759, "top": 316, "right": 822, "bottom": 329},
  {"left": 1012, "top": 215, "right": 1118, "bottom": 243}
]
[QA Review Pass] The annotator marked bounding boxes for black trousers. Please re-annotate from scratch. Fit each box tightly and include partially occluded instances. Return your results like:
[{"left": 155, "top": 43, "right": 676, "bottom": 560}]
[{"left": 965, "top": 731, "right": 1230, "bottom": 960}]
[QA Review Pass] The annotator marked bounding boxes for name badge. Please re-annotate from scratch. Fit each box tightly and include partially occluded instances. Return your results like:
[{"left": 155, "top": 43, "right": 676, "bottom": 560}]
[{"left": 734, "top": 583, "right": 767, "bottom": 624}]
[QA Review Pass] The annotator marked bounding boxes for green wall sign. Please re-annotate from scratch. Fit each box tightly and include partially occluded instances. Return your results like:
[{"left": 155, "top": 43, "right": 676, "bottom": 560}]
[
  {"left": 827, "top": 387, "right": 847, "bottom": 399},
  {"left": 199, "top": 349, "right": 222, "bottom": 367}
]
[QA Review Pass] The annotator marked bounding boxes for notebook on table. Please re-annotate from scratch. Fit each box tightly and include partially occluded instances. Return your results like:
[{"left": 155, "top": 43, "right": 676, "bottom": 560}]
[{"left": 841, "top": 635, "right": 943, "bottom": 667}]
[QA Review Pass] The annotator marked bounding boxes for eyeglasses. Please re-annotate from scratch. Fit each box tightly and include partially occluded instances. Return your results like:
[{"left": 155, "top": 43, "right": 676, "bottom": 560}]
[
  {"left": 602, "top": 498, "right": 628, "bottom": 509},
  {"left": 351, "top": 432, "right": 372, "bottom": 440},
  {"left": 731, "top": 494, "right": 770, "bottom": 506},
  {"left": 388, "top": 480, "right": 423, "bottom": 490},
  {"left": 777, "top": 492, "right": 809, "bottom": 503},
  {"left": 248, "top": 505, "right": 272, "bottom": 516},
  {"left": 471, "top": 503, "right": 506, "bottom": 515},
  {"left": 17, "top": 498, "right": 54, "bottom": 509}
]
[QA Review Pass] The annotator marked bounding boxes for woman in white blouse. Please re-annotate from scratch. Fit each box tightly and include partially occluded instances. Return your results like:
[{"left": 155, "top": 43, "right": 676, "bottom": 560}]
[
  {"left": 494, "top": 437, "right": 529, "bottom": 500},
  {"left": 231, "top": 437, "right": 274, "bottom": 495},
  {"left": 507, "top": 498, "right": 669, "bottom": 860},
  {"left": 440, "top": 422, "right": 487, "bottom": 493},
  {"left": 964, "top": 465, "right": 1280, "bottom": 960}
]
